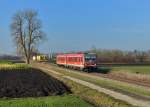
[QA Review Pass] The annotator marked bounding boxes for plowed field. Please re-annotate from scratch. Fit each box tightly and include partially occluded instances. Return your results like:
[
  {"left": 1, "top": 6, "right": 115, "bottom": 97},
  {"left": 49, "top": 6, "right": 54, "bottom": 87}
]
[{"left": 0, "top": 68, "right": 70, "bottom": 98}]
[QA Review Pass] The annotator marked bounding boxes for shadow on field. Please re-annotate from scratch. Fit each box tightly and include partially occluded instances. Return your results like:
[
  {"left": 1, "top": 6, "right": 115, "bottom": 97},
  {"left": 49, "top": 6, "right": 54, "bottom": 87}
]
[
  {"left": 0, "top": 68, "right": 71, "bottom": 98},
  {"left": 91, "top": 67, "right": 111, "bottom": 74}
]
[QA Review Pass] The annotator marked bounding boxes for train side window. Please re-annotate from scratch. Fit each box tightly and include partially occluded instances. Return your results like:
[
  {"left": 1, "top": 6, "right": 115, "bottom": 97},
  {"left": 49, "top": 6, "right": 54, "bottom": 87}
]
[
  {"left": 76, "top": 57, "right": 78, "bottom": 62},
  {"left": 75, "top": 57, "right": 78, "bottom": 62},
  {"left": 67, "top": 57, "right": 69, "bottom": 61},
  {"left": 79, "top": 57, "right": 81, "bottom": 62},
  {"left": 68, "top": 57, "right": 71, "bottom": 62},
  {"left": 74, "top": 57, "right": 76, "bottom": 62},
  {"left": 70, "top": 57, "right": 72, "bottom": 62},
  {"left": 69, "top": 57, "right": 72, "bottom": 62},
  {"left": 73, "top": 57, "right": 75, "bottom": 62}
]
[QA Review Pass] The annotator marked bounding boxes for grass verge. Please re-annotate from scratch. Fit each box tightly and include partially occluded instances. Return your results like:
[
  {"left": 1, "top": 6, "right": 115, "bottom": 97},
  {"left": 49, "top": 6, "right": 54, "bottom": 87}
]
[{"left": 0, "top": 95, "right": 93, "bottom": 107}]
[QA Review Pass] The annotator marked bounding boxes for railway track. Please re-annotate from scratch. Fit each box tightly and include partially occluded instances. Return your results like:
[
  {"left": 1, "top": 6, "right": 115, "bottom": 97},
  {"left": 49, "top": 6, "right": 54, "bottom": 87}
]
[
  {"left": 34, "top": 64, "right": 150, "bottom": 101},
  {"left": 33, "top": 64, "right": 150, "bottom": 107},
  {"left": 42, "top": 62, "right": 150, "bottom": 88},
  {"left": 92, "top": 73, "right": 150, "bottom": 88}
]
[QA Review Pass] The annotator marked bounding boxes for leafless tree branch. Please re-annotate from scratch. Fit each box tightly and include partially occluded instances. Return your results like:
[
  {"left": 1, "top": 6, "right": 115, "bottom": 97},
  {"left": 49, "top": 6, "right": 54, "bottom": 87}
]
[{"left": 10, "top": 10, "right": 45, "bottom": 64}]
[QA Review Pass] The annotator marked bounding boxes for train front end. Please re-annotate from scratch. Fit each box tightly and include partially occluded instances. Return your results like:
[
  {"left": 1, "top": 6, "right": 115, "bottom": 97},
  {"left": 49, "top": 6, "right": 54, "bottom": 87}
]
[{"left": 84, "top": 53, "right": 97, "bottom": 69}]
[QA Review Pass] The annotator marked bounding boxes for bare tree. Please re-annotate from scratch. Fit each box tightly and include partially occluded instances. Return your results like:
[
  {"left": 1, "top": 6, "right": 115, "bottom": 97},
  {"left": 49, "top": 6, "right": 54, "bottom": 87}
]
[{"left": 11, "top": 10, "right": 45, "bottom": 64}]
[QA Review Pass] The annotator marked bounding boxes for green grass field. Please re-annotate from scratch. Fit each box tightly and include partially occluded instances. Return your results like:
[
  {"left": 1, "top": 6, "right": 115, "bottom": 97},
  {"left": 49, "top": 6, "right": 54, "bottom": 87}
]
[
  {"left": 0, "top": 95, "right": 93, "bottom": 107},
  {"left": 112, "top": 66, "right": 150, "bottom": 74}
]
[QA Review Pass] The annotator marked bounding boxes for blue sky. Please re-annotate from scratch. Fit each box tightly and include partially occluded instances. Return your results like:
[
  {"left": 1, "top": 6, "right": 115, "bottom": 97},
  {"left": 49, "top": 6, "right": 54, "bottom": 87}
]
[{"left": 0, "top": 0, "right": 150, "bottom": 54}]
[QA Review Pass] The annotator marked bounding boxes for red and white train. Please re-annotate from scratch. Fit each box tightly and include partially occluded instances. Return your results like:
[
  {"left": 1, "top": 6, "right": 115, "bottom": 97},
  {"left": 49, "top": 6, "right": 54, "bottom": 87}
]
[{"left": 56, "top": 53, "right": 97, "bottom": 71}]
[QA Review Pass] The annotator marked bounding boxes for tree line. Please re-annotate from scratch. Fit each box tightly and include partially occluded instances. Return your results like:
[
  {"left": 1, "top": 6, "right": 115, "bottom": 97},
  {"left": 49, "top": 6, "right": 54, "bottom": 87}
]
[{"left": 89, "top": 48, "right": 150, "bottom": 64}]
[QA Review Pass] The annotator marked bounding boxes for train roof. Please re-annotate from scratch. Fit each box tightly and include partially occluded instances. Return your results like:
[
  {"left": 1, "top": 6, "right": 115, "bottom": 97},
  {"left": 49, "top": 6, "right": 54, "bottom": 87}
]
[{"left": 57, "top": 53, "right": 96, "bottom": 57}]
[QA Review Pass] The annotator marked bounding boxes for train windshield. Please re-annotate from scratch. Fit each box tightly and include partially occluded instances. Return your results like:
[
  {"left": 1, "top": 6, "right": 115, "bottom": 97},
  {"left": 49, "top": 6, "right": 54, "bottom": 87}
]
[{"left": 85, "top": 54, "right": 96, "bottom": 61}]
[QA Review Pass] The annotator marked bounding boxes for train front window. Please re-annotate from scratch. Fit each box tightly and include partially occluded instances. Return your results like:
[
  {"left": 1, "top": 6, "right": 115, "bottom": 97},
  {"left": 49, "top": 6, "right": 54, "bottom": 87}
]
[{"left": 85, "top": 54, "right": 96, "bottom": 61}]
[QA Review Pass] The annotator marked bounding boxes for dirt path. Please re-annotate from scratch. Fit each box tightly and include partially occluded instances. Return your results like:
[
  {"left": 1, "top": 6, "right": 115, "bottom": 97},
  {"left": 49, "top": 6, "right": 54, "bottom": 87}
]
[{"left": 33, "top": 64, "right": 150, "bottom": 107}]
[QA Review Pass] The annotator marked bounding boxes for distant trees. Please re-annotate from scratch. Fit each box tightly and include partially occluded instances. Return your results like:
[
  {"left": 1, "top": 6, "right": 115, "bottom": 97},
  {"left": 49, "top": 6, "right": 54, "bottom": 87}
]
[
  {"left": 89, "top": 48, "right": 150, "bottom": 64},
  {"left": 133, "top": 50, "right": 147, "bottom": 63},
  {"left": 11, "top": 9, "right": 46, "bottom": 64}
]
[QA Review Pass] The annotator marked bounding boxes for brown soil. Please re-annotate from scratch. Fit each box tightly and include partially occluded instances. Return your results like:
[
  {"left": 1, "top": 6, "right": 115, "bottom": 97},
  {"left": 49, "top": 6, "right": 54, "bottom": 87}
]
[{"left": 0, "top": 68, "right": 70, "bottom": 98}]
